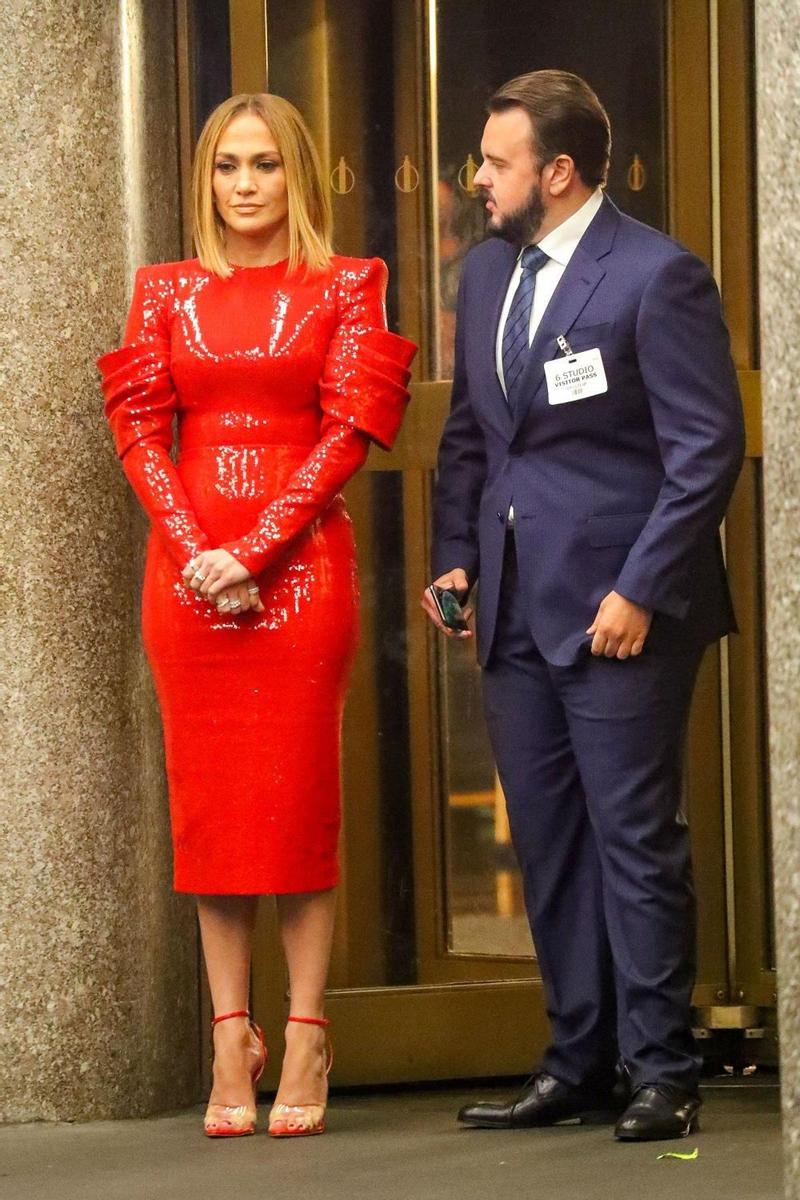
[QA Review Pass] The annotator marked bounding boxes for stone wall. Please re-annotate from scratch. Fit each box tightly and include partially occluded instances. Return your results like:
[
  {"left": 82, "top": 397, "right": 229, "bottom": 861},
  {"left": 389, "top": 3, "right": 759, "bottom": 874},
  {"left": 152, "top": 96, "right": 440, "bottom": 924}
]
[
  {"left": 0, "top": 0, "right": 199, "bottom": 1121},
  {"left": 756, "top": 1, "right": 800, "bottom": 1194}
]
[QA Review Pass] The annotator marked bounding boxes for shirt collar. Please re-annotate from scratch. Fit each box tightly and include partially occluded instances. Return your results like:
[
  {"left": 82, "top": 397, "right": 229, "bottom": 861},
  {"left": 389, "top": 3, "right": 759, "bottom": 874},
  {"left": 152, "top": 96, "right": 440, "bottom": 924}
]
[{"left": 528, "top": 188, "right": 604, "bottom": 267}]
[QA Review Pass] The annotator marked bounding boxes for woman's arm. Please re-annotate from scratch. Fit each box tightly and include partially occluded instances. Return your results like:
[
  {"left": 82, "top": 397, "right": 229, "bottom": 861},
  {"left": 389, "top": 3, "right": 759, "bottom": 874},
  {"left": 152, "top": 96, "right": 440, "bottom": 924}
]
[
  {"left": 216, "top": 258, "right": 417, "bottom": 582},
  {"left": 221, "top": 420, "right": 371, "bottom": 576},
  {"left": 97, "top": 266, "right": 211, "bottom": 570}
]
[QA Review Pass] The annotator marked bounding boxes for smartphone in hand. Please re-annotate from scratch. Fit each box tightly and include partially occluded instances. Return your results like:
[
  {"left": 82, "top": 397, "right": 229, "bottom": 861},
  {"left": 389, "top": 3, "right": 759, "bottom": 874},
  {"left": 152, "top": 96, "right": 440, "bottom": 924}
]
[{"left": 427, "top": 584, "right": 469, "bottom": 633}]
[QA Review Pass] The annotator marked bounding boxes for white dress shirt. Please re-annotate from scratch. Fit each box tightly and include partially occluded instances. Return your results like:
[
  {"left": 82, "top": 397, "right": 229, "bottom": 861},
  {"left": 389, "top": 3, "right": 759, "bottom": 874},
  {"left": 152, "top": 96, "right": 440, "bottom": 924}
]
[{"left": 495, "top": 188, "right": 604, "bottom": 396}]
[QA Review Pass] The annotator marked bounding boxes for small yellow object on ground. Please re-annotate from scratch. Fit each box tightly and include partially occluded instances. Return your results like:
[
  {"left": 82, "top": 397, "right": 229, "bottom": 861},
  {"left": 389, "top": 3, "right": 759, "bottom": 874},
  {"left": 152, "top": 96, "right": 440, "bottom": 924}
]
[{"left": 656, "top": 1147, "right": 699, "bottom": 1161}]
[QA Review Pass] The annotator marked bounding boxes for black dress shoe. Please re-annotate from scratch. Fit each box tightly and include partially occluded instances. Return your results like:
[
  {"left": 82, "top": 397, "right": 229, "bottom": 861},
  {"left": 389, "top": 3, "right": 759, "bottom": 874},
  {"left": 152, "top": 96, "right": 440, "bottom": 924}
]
[
  {"left": 611, "top": 1060, "right": 633, "bottom": 1110},
  {"left": 457, "top": 1072, "right": 613, "bottom": 1129},
  {"left": 614, "top": 1084, "right": 701, "bottom": 1141}
]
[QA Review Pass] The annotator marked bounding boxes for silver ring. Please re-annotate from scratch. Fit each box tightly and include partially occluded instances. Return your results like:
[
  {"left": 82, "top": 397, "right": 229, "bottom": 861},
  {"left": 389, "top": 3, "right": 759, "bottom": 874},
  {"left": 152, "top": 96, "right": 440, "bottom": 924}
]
[
  {"left": 229, "top": 599, "right": 241, "bottom": 609},
  {"left": 193, "top": 571, "right": 206, "bottom": 582},
  {"left": 247, "top": 586, "right": 259, "bottom": 595},
  {"left": 217, "top": 597, "right": 230, "bottom": 608}
]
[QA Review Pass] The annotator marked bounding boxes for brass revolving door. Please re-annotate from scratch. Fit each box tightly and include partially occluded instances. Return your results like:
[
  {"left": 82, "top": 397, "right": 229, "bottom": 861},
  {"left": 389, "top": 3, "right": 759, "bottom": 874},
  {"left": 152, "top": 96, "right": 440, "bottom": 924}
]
[{"left": 180, "top": 0, "right": 771, "bottom": 1085}]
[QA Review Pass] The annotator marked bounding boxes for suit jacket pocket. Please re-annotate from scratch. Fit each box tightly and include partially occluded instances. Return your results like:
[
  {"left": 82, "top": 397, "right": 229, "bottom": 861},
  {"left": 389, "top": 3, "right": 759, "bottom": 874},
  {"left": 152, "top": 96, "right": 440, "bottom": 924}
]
[
  {"left": 567, "top": 320, "right": 614, "bottom": 348},
  {"left": 587, "top": 511, "right": 651, "bottom": 548}
]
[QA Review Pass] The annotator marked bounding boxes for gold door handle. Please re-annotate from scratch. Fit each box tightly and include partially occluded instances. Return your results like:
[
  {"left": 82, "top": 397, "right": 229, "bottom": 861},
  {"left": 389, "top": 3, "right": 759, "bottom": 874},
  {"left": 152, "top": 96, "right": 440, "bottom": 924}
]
[
  {"left": 458, "top": 153, "right": 479, "bottom": 194},
  {"left": 628, "top": 154, "right": 646, "bottom": 192},
  {"left": 330, "top": 156, "right": 355, "bottom": 195},
  {"left": 395, "top": 155, "right": 420, "bottom": 193}
]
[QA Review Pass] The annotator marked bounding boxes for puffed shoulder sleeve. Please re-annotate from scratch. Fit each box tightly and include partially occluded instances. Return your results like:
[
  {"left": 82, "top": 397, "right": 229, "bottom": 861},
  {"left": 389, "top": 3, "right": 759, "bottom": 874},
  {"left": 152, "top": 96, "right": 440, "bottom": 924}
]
[
  {"left": 98, "top": 267, "right": 176, "bottom": 458},
  {"left": 319, "top": 258, "right": 417, "bottom": 450},
  {"left": 96, "top": 266, "right": 210, "bottom": 567}
]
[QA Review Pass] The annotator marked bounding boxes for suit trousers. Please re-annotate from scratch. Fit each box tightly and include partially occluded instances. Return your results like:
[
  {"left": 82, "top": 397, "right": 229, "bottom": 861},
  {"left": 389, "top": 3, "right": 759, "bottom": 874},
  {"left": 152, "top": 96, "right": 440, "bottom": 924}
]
[{"left": 482, "top": 533, "right": 704, "bottom": 1092}]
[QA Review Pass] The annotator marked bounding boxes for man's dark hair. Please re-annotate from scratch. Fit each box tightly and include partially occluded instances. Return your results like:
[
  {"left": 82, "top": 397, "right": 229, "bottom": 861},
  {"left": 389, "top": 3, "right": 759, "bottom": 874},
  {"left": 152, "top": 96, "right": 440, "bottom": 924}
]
[{"left": 489, "top": 69, "right": 611, "bottom": 188}]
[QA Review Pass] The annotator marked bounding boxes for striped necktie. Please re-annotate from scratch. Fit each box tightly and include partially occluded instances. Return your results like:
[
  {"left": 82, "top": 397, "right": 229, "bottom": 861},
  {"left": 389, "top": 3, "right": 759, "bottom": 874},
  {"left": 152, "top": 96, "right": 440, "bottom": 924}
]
[{"left": 501, "top": 245, "right": 549, "bottom": 408}]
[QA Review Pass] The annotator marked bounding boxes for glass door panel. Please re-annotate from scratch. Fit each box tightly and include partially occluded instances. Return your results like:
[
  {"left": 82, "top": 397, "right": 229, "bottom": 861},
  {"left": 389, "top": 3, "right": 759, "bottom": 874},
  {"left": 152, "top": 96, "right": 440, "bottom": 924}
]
[
  {"left": 431, "top": 0, "right": 674, "bottom": 977},
  {"left": 440, "top": 641, "right": 532, "bottom": 958},
  {"left": 433, "top": 0, "right": 668, "bottom": 378}
]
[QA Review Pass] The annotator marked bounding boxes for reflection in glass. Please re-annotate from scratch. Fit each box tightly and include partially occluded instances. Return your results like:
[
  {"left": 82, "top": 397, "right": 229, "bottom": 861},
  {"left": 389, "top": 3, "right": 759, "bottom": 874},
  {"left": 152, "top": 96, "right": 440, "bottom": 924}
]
[
  {"left": 441, "top": 637, "right": 533, "bottom": 957},
  {"left": 435, "top": 0, "right": 667, "bottom": 955},
  {"left": 329, "top": 472, "right": 418, "bottom": 990},
  {"left": 190, "top": 0, "right": 232, "bottom": 137},
  {"left": 267, "top": 0, "right": 420, "bottom": 992},
  {"left": 437, "top": 173, "right": 486, "bottom": 378}
]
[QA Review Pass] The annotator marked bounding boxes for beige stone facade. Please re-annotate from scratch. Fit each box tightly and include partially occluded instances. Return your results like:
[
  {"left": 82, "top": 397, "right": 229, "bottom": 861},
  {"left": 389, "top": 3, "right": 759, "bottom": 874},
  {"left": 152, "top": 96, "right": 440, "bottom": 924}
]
[
  {"left": 0, "top": 0, "right": 198, "bottom": 1121},
  {"left": 757, "top": 1, "right": 800, "bottom": 1193}
]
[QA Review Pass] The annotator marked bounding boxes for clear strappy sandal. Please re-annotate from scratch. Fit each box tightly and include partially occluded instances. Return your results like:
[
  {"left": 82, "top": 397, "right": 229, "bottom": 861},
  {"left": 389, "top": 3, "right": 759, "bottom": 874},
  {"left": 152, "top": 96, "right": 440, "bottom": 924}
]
[
  {"left": 204, "top": 1009, "right": 267, "bottom": 1138},
  {"left": 268, "top": 1015, "right": 333, "bottom": 1138}
]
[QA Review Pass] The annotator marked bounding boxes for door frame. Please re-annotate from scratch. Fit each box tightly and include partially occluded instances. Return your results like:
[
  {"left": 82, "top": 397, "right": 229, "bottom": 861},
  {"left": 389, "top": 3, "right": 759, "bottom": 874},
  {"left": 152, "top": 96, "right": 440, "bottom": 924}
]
[{"left": 177, "top": 0, "right": 770, "bottom": 1087}]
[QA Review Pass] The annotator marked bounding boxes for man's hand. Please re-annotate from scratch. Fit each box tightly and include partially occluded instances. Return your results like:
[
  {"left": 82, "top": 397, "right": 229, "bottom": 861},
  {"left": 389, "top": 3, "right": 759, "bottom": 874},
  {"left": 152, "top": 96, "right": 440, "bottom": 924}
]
[
  {"left": 587, "top": 590, "right": 652, "bottom": 659},
  {"left": 421, "top": 568, "right": 473, "bottom": 639}
]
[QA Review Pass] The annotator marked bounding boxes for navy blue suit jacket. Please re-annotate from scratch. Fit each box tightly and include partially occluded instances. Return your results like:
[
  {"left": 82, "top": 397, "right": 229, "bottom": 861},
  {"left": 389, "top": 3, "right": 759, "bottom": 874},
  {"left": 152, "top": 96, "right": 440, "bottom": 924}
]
[{"left": 432, "top": 197, "right": 746, "bottom": 667}]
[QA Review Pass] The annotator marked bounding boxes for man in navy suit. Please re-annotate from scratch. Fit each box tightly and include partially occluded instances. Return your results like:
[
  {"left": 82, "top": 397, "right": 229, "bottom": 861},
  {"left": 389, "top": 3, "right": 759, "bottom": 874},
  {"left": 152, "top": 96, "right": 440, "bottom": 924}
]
[{"left": 423, "top": 70, "right": 744, "bottom": 1141}]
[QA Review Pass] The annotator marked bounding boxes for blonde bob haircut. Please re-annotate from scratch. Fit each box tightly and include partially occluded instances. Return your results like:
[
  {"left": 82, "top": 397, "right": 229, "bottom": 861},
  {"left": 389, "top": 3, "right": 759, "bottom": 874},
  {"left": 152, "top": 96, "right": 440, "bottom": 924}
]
[{"left": 193, "top": 93, "right": 333, "bottom": 278}]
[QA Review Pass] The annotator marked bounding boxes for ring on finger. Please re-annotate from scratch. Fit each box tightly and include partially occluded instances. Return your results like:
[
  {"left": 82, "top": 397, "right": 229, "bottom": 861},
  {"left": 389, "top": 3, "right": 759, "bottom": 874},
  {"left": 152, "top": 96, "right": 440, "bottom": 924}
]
[
  {"left": 229, "top": 599, "right": 241, "bottom": 609},
  {"left": 217, "top": 597, "right": 230, "bottom": 608},
  {"left": 247, "top": 586, "right": 259, "bottom": 595},
  {"left": 193, "top": 571, "right": 206, "bottom": 582}
]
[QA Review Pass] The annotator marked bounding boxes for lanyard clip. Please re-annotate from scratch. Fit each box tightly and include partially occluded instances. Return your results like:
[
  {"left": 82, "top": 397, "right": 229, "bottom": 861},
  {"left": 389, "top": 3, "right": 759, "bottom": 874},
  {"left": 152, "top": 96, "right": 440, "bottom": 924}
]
[{"left": 556, "top": 334, "right": 574, "bottom": 357}]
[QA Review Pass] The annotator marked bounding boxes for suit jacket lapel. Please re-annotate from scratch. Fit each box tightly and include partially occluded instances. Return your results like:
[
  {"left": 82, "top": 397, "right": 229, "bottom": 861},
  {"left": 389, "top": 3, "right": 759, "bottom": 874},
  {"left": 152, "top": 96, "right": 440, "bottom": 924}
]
[{"left": 510, "top": 196, "right": 620, "bottom": 437}]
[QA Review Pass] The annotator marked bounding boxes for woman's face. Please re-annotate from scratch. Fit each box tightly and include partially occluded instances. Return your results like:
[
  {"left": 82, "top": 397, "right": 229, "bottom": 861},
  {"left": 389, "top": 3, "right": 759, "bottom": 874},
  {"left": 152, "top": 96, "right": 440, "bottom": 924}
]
[{"left": 212, "top": 112, "right": 289, "bottom": 241}]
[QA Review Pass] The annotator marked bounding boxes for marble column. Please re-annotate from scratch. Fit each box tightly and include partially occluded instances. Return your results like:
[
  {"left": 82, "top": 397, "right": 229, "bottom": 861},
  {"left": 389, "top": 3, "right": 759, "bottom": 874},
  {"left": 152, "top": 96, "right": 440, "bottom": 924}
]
[
  {"left": 756, "top": 1, "right": 800, "bottom": 1194},
  {"left": 0, "top": 1, "right": 199, "bottom": 1120}
]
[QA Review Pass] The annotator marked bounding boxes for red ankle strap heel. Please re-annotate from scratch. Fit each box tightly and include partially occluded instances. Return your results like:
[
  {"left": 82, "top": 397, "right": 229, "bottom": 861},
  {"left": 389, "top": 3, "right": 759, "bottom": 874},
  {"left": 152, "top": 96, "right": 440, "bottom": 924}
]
[
  {"left": 212, "top": 1008, "right": 253, "bottom": 1026},
  {"left": 288, "top": 1015, "right": 333, "bottom": 1074}
]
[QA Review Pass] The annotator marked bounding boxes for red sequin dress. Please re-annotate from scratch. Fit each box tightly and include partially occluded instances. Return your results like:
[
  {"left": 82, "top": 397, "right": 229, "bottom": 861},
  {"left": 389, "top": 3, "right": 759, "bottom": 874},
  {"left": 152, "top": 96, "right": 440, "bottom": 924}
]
[{"left": 98, "top": 257, "right": 415, "bottom": 894}]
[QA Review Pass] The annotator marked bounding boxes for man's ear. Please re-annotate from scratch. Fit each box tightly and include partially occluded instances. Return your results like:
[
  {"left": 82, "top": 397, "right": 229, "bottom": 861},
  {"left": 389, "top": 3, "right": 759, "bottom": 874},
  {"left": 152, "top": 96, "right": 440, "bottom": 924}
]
[{"left": 545, "top": 154, "right": 576, "bottom": 198}]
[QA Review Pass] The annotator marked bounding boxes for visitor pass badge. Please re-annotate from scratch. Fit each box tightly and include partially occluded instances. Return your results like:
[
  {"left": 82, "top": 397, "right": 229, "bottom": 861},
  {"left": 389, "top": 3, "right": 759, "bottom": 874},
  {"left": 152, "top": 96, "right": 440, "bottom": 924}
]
[{"left": 544, "top": 348, "right": 608, "bottom": 405}]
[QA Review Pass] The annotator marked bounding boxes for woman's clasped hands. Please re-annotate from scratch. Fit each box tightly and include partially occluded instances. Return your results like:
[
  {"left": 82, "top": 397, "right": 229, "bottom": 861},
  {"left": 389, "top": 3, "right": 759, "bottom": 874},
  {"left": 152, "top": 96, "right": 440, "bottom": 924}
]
[{"left": 183, "top": 549, "right": 265, "bottom": 615}]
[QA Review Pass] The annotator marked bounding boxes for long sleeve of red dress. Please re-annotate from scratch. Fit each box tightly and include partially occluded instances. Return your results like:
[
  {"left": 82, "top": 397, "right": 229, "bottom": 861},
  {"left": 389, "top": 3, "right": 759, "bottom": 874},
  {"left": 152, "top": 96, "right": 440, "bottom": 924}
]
[
  {"left": 97, "top": 268, "right": 211, "bottom": 569},
  {"left": 221, "top": 258, "right": 416, "bottom": 577}
]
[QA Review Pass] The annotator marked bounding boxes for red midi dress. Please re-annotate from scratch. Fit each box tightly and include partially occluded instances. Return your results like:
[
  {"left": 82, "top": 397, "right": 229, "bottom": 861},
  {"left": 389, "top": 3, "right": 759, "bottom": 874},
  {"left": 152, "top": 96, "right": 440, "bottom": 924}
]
[{"left": 97, "top": 256, "right": 415, "bottom": 894}]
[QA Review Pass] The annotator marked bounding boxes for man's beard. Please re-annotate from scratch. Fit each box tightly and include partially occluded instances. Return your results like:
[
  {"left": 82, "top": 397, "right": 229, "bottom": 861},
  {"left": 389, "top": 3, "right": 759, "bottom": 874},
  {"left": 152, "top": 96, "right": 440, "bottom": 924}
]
[{"left": 485, "top": 181, "right": 545, "bottom": 245}]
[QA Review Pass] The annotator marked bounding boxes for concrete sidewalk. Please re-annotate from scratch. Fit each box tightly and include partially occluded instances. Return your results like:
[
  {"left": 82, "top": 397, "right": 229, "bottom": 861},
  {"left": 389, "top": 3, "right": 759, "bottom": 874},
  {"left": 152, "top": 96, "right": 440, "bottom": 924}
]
[{"left": 1, "top": 1081, "right": 782, "bottom": 1200}]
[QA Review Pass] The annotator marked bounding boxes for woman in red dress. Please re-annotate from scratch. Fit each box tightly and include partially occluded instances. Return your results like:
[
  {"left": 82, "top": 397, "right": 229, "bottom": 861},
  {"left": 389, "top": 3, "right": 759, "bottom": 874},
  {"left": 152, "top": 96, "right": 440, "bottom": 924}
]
[{"left": 98, "top": 94, "right": 415, "bottom": 1139}]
